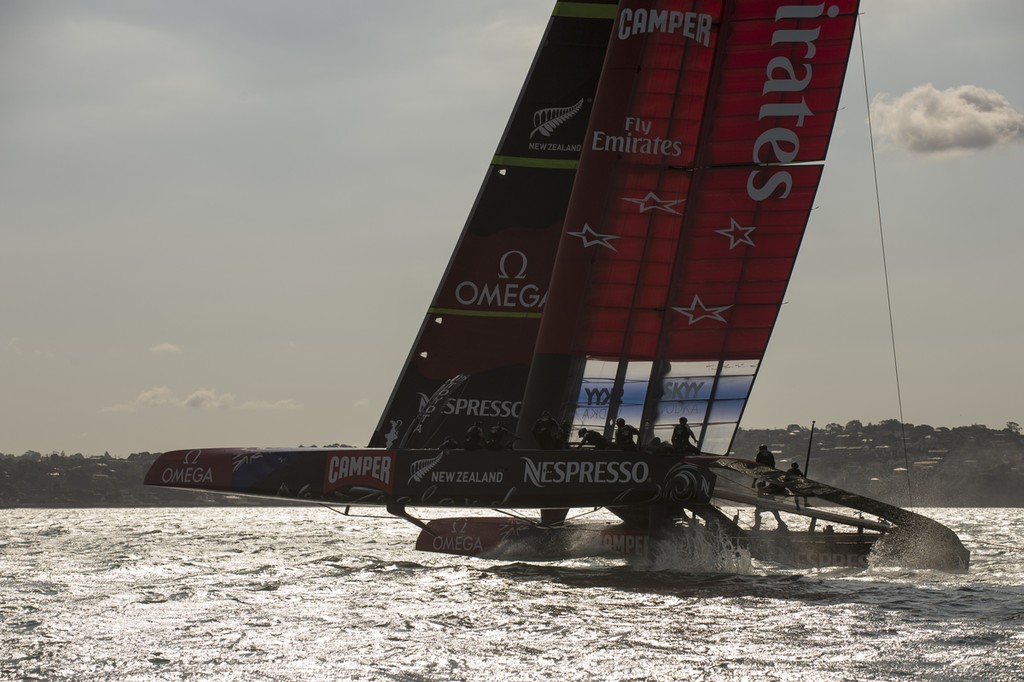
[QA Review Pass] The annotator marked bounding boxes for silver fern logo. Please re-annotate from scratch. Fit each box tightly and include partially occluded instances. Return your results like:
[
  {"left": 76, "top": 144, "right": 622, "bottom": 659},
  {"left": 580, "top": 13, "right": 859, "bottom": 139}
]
[
  {"left": 408, "top": 451, "right": 444, "bottom": 484},
  {"left": 530, "top": 98, "right": 584, "bottom": 139}
]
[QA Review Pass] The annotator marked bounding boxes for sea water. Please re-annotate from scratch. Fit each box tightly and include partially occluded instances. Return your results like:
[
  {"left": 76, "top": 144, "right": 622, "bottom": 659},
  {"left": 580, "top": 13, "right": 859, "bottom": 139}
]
[{"left": 1, "top": 507, "right": 1021, "bottom": 681}]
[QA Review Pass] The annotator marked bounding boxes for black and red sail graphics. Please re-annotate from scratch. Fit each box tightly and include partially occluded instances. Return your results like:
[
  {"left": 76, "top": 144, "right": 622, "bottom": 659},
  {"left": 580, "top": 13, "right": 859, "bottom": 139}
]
[
  {"left": 373, "top": 2, "right": 619, "bottom": 449},
  {"left": 522, "top": 0, "right": 860, "bottom": 453}
]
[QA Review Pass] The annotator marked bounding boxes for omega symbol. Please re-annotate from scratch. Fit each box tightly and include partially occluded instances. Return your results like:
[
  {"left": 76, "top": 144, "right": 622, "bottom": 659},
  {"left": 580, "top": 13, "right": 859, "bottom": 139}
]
[{"left": 498, "top": 250, "right": 528, "bottom": 280}]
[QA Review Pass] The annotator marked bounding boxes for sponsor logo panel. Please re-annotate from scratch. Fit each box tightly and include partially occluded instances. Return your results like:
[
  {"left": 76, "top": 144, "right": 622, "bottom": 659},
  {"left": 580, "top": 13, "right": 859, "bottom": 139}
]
[
  {"left": 429, "top": 470, "right": 505, "bottom": 485},
  {"left": 747, "top": 3, "right": 844, "bottom": 201},
  {"left": 600, "top": 530, "right": 648, "bottom": 557},
  {"left": 417, "top": 394, "right": 523, "bottom": 420},
  {"left": 429, "top": 532, "right": 484, "bottom": 555},
  {"left": 450, "top": 250, "right": 548, "bottom": 311},
  {"left": 324, "top": 452, "right": 395, "bottom": 494},
  {"left": 156, "top": 450, "right": 233, "bottom": 488},
  {"left": 409, "top": 453, "right": 506, "bottom": 486},
  {"left": 418, "top": 518, "right": 530, "bottom": 556},
  {"left": 528, "top": 98, "right": 586, "bottom": 153},
  {"left": 591, "top": 117, "right": 686, "bottom": 159},
  {"left": 616, "top": 8, "right": 713, "bottom": 46},
  {"left": 661, "top": 379, "right": 710, "bottom": 401},
  {"left": 522, "top": 458, "right": 650, "bottom": 487},
  {"left": 798, "top": 551, "right": 869, "bottom": 568}
]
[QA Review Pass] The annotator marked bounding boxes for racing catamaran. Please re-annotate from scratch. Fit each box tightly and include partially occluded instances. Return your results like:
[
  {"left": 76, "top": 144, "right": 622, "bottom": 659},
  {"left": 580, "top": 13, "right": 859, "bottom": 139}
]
[{"left": 146, "top": 0, "right": 969, "bottom": 571}]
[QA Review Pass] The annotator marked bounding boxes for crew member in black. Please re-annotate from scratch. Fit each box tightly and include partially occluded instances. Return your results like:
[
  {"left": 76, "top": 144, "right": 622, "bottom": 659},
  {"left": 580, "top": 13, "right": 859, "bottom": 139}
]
[
  {"left": 752, "top": 444, "right": 788, "bottom": 529},
  {"left": 671, "top": 417, "right": 699, "bottom": 453},
  {"left": 647, "top": 437, "right": 674, "bottom": 454},
  {"left": 784, "top": 462, "right": 805, "bottom": 508},
  {"left": 485, "top": 423, "right": 511, "bottom": 450},
  {"left": 753, "top": 444, "right": 776, "bottom": 490},
  {"left": 463, "top": 422, "right": 485, "bottom": 450},
  {"left": 755, "top": 444, "right": 775, "bottom": 468},
  {"left": 577, "top": 427, "right": 610, "bottom": 449},
  {"left": 614, "top": 418, "right": 639, "bottom": 452},
  {"left": 532, "top": 411, "right": 561, "bottom": 449}
]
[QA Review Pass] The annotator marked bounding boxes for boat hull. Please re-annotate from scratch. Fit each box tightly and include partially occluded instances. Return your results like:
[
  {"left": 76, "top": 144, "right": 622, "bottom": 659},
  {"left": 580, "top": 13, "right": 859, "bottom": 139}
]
[
  {"left": 415, "top": 517, "right": 652, "bottom": 561},
  {"left": 144, "top": 447, "right": 717, "bottom": 509},
  {"left": 144, "top": 447, "right": 968, "bottom": 571},
  {"left": 415, "top": 515, "right": 877, "bottom": 568}
]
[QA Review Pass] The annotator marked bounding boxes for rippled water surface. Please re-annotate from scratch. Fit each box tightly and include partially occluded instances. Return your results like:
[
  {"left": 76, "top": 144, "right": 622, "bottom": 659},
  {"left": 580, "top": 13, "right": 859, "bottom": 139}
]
[{"left": 1, "top": 507, "right": 1022, "bottom": 681}]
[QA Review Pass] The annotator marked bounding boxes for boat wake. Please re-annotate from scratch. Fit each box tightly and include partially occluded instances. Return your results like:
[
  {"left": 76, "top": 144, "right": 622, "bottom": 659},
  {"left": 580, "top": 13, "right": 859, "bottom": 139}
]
[{"left": 636, "top": 524, "right": 753, "bottom": 575}]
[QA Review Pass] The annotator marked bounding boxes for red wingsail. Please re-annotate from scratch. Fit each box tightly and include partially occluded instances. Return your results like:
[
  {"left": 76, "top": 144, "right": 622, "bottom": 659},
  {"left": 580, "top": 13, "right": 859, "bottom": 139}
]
[{"left": 520, "top": 0, "right": 861, "bottom": 453}]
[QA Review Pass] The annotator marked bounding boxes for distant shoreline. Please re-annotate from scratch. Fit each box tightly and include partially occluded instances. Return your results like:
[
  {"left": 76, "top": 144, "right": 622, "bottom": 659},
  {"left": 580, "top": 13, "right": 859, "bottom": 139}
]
[{"left": 4, "top": 421, "right": 1023, "bottom": 508}]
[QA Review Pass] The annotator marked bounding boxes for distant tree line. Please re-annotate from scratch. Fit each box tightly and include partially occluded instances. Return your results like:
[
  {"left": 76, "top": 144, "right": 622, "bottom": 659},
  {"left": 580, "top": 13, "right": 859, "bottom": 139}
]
[
  {"left": 2, "top": 422, "right": 1022, "bottom": 507},
  {"left": 0, "top": 451, "right": 296, "bottom": 508}
]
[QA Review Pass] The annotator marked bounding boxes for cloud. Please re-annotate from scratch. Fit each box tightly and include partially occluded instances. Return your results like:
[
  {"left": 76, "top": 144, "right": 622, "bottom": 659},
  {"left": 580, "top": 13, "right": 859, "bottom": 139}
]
[
  {"left": 183, "top": 388, "right": 235, "bottom": 409},
  {"left": 149, "top": 343, "right": 182, "bottom": 354},
  {"left": 135, "top": 386, "right": 179, "bottom": 407},
  {"left": 871, "top": 84, "right": 1024, "bottom": 155},
  {"left": 104, "top": 386, "right": 301, "bottom": 412}
]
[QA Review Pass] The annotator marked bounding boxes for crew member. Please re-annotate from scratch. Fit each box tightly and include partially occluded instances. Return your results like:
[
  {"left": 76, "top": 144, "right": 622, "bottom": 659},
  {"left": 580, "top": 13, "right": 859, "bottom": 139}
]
[
  {"left": 614, "top": 418, "right": 639, "bottom": 452},
  {"left": 671, "top": 417, "right": 699, "bottom": 453},
  {"left": 752, "top": 446, "right": 788, "bottom": 530},
  {"left": 485, "top": 423, "right": 511, "bottom": 450},
  {"left": 577, "top": 427, "right": 610, "bottom": 449},
  {"left": 463, "top": 422, "right": 485, "bottom": 450},
  {"left": 532, "top": 411, "right": 561, "bottom": 449},
  {"left": 755, "top": 444, "right": 776, "bottom": 468},
  {"left": 785, "top": 462, "right": 805, "bottom": 509},
  {"left": 752, "top": 444, "right": 777, "bottom": 491}
]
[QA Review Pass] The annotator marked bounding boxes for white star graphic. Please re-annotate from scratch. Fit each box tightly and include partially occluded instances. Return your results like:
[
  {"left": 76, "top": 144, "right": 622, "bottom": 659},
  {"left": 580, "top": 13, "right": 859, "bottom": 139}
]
[
  {"left": 568, "top": 223, "right": 620, "bottom": 250},
  {"left": 715, "top": 218, "right": 756, "bottom": 249},
  {"left": 672, "top": 295, "right": 733, "bottom": 325},
  {"left": 622, "top": 191, "right": 685, "bottom": 214}
]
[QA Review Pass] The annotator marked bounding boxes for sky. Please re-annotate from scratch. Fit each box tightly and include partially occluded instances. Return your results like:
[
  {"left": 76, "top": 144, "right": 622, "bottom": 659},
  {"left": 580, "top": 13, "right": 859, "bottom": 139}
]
[{"left": 2, "top": 0, "right": 1022, "bottom": 456}]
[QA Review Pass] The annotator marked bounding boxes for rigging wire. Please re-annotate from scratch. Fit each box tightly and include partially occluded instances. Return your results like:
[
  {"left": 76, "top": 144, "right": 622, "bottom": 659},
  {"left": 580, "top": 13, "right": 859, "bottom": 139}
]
[
  {"left": 491, "top": 506, "right": 606, "bottom": 525},
  {"left": 858, "top": 14, "right": 915, "bottom": 506}
]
